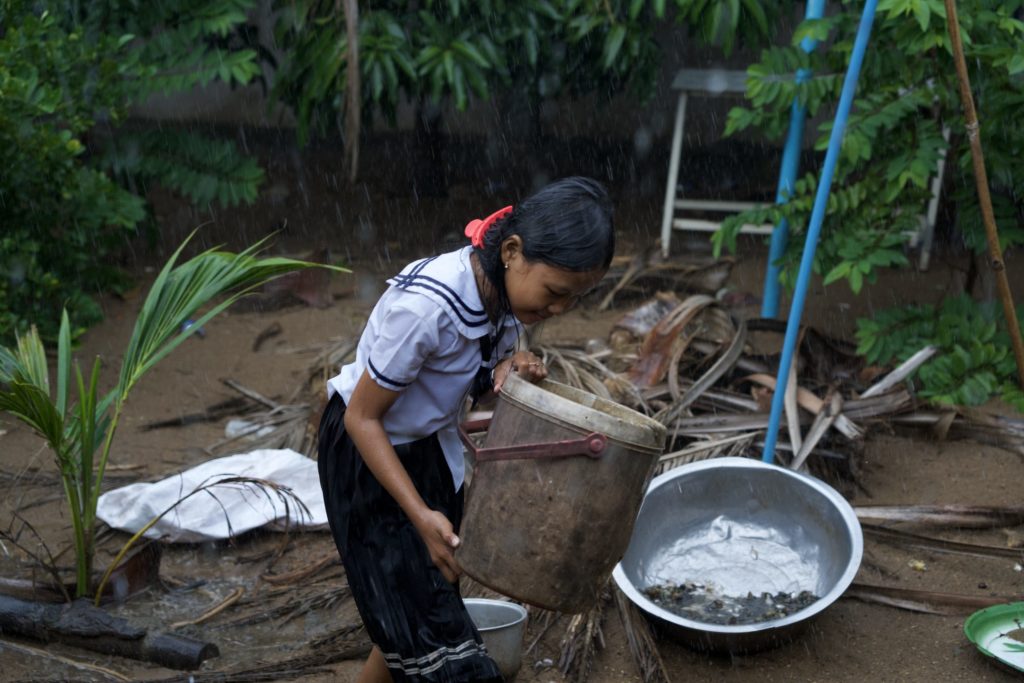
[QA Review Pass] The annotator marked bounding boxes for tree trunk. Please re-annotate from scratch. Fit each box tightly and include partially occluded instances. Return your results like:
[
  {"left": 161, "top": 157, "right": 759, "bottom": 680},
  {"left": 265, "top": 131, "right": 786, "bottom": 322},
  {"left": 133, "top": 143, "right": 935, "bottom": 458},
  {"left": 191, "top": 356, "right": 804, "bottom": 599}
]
[{"left": 340, "top": 0, "right": 360, "bottom": 182}]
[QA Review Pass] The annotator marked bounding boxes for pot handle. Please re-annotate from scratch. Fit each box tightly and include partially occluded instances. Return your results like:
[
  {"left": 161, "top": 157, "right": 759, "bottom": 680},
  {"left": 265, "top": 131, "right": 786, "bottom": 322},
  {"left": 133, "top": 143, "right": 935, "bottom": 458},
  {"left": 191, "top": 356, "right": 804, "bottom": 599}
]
[{"left": 459, "top": 418, "right": 606, "bottom": 462}]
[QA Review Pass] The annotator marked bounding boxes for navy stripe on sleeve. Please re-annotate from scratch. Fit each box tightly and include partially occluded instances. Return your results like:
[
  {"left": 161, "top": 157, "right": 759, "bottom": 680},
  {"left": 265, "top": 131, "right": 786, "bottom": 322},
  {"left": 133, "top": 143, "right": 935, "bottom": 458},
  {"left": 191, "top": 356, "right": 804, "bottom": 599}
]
[{"left": 368, "top": 358, "right": 411, "bottom": 389}]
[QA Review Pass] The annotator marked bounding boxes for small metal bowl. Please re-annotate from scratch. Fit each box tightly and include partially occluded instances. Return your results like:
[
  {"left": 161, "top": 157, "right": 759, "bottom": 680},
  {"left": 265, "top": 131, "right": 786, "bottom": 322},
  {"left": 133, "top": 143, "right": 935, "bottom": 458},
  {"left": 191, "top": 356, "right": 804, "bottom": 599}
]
[
  {"left": 464, "top": 598, "right": 528, "bottom": 681},
  {"left": 613, "top": 457, "right": 863, "bottom": 653}
]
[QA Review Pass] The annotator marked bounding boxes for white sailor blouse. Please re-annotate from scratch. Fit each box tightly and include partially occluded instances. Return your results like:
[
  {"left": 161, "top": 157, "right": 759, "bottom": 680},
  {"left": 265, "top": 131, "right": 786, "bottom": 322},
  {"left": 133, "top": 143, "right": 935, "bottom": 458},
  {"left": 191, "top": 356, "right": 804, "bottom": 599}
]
[{"left": 328, "top": 246, "right": 521, "bottom": 490}]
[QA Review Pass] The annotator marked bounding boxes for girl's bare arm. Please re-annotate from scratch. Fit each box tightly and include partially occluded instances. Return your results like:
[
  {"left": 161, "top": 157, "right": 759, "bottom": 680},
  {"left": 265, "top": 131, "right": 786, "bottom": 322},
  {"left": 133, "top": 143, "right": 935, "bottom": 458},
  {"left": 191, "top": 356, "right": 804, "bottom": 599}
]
[{"left": 343, "top": 369, "right": 462, "bottom": 582}]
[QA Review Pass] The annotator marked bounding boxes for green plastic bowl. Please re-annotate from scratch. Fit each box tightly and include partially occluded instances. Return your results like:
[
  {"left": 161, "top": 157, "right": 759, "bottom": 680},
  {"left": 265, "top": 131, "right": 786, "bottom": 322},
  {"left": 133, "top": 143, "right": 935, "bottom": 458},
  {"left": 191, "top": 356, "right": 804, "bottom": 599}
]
[{"left": 964, "top": 602, "right": 1024, "bottom": 674}]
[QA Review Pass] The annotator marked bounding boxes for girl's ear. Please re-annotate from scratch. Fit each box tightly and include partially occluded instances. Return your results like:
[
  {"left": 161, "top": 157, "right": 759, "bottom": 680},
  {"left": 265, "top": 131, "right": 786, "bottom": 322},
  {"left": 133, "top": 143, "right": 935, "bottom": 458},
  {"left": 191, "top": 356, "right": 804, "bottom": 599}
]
[{"left": 500, "top": 235, "right": 523, "bottom": 267}]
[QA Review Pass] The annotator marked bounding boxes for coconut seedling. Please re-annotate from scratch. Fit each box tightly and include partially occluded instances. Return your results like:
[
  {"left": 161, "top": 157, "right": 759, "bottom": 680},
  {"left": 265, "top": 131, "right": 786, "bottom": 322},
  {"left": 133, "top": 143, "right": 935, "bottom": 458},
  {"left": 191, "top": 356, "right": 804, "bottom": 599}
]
[{"left": 0, "top": 235, "right": 344, "bottom": 599}]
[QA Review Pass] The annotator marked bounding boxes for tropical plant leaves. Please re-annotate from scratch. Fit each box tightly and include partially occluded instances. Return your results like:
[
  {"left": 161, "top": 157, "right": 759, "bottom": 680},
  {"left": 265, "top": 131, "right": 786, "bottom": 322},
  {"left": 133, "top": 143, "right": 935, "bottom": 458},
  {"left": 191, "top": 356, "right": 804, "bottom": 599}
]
[{"left": 0, "top": 234, "right": 343, "bottom": 597}]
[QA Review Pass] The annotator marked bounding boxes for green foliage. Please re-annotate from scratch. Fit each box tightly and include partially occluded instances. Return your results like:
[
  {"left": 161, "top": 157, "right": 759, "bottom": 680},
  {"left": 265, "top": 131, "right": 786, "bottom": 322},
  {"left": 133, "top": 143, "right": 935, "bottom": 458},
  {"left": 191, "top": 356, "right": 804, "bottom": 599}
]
[
  {"left": 0, "top": 236, "right": 343, "bottom": 598},
  {"left": 113, "top": 130, "right": 265, "bottom": 207},
  {"left": 672, "top": 0, "right": 777, "bottom": 56},
  {"left": 0, "top": 5, "right": 146, "bottom": 342},
  {"left": 715, "top": 0, "right": 1024, "bottom": 296},
  {"left": 0, "top": 0, "right": 267, "bottom": 343},
  {"left": 271, "top": 0, "right": 786, "bottom": 143},
  {"left": 855, "top": 296, "right": 1024, "bottom": 409}
]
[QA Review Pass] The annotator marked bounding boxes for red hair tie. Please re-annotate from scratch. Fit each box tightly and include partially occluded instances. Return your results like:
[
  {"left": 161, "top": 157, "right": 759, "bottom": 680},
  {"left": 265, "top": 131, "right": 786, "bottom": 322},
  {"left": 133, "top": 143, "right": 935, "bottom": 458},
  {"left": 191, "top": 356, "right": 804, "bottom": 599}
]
[{"left": 464, "top": 205, "right": 513, "bottom": 248}]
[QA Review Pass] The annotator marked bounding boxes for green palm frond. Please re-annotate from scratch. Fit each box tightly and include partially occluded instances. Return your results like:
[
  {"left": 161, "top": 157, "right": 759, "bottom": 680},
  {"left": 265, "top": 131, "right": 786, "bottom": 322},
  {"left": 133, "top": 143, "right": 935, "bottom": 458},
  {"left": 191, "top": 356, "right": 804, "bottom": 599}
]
[
  {"left": 118, "top": 234, "right": 331, "bottom": 397},
  {"left": 0, "top": 233, "right": 346, "bottom": 598},
  {"left": 0, "top": 323, "right": 65, "bottom": 449}
]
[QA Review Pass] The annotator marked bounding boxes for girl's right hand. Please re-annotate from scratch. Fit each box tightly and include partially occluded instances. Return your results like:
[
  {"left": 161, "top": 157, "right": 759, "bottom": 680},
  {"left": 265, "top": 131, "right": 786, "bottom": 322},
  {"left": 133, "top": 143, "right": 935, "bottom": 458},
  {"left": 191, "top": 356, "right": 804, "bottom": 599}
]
[
  {"left": 414, "top": 508, "right": 462, "bottom": 583},
  {"left": 493, "top": 351, "right": 547, "bottom": 393}
]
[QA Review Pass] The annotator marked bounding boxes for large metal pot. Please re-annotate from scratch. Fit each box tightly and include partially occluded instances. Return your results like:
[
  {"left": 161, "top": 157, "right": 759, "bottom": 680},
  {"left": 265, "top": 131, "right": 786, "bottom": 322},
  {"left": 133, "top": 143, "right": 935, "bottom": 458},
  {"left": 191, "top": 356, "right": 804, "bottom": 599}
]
[
  {"left": 458, "top": 373, "right": 666, "bottom": 613},
  {"left": 612, "top": 457, "right": 863, "bottom": 653}
]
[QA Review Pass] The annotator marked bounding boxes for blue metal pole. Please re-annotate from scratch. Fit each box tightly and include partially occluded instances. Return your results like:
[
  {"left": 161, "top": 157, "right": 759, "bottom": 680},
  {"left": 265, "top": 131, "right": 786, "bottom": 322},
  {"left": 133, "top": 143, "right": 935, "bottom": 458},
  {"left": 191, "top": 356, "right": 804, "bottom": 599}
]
[
  {"left": 762, "top": 0, "right": 879, "bottom": 464},
  {"left": 762, "top": 0, "right": 827, "bottom": 319}
]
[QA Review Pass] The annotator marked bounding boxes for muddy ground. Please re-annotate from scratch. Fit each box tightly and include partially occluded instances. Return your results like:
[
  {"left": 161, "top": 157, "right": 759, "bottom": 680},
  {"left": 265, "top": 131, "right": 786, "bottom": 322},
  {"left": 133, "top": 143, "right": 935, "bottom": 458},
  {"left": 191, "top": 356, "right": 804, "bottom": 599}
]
[{"left": 1, "top": 133, "right": 1023, "bottom": 682}]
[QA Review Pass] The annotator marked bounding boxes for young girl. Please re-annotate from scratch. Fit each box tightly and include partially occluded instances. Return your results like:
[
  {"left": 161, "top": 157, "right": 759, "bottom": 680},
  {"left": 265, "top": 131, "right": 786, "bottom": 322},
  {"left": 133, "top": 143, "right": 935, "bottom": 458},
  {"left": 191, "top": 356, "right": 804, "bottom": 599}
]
[{"left": 317, "top": 176, "right": 615, "bottom": 682}]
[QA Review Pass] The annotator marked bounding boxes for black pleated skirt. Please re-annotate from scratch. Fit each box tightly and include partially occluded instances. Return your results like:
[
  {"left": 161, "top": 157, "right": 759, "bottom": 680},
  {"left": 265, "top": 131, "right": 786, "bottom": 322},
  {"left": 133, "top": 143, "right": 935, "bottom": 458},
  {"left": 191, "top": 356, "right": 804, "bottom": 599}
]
[{"left": 317, "top": 394, "right": 502, "bottom": 683}]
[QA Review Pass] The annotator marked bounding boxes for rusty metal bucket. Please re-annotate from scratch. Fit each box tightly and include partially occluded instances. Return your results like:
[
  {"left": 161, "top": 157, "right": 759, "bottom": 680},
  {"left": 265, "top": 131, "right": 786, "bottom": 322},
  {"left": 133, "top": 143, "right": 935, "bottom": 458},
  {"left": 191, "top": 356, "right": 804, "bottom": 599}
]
[{"left": 457, "top": 374, "right": 666, "bottom": 613}]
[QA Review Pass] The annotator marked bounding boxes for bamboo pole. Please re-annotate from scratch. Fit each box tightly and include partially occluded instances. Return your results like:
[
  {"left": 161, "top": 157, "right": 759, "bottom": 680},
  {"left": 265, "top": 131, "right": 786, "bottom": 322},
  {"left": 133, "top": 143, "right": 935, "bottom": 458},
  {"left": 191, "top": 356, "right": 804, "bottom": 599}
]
[{"left": 943, "top": 0, "right": 1024, "bottom": 389}]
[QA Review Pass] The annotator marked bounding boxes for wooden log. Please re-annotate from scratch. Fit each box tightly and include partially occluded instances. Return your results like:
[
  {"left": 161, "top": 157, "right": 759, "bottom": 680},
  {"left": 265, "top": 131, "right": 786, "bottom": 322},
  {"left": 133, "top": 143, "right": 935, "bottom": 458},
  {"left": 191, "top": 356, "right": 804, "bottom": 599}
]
[{"left": 0, "top": 595, "right": 219, "bottom": 670}]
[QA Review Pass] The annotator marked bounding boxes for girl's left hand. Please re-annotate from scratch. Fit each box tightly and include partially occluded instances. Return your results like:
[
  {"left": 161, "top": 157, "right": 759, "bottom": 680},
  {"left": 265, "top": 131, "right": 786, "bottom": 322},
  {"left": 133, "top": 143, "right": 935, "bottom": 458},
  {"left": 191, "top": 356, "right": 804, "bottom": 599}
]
[{"left": 493, "top": 351, "right": 547, "bottom": 393}]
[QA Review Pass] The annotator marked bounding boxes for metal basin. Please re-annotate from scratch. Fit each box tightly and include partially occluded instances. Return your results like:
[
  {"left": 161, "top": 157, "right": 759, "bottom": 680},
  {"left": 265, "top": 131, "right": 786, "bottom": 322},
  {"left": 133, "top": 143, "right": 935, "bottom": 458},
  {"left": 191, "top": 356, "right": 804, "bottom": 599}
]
[
  {"left": 612, "top": 457, "right": 862, "bottom": 653},
  {"left": 464, "top": 598, "right": 528, "bottom": 681}
]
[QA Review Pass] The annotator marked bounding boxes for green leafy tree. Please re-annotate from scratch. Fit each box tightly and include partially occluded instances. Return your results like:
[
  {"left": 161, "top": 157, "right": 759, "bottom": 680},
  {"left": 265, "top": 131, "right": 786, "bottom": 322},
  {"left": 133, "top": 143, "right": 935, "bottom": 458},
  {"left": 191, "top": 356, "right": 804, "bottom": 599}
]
[
  {"left": 0, "top": 0, "right": 267, "bottom": 343},
  {"left": 714, "top": 0, "right": 1024, "bottom": 406},
  {"left": 270, "top": 0, "right": 787, "bottom": 147},
  {"left": 717, "top": 0, "right": 1024, "bottom": 291}
]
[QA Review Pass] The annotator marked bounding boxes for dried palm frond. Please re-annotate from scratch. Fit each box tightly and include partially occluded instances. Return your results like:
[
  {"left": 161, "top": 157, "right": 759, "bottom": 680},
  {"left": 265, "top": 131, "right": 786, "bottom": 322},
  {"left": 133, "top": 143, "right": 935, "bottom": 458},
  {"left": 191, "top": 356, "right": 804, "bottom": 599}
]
[
  {"left": 628, "top": 296, "right": 715, "bottom": 389},
  {"left": 615, "top": 587, "right": 670, "bottom": 683},
  {"left": 655, "top": 432, "right": 759, "bottom": 475},
  {"left": 537, "top": 344, "right": 650, "bottom": 411},
  {"left": 741, "top": 374, "right": 864, "bottom": 440},
  {"left": 854, "top": 504, "right": 1024, "bottom": 528},
  {"left": 310, "top": 621, "right": 366, "bottom": 650},
  {"left": 558, "top": 594, "right": 607, "bottom": 683},
  {"left": 208, "top": 404, "right": 315, "bottom": 456},
  {"left": 260, "top": 555, "right": 338, "bottom": 586},
  {"left": 860, "top": 346, "right": 938, "bottom": 398},
  {"left": 289, "top": 336, "right": 358, "bottom": 403},
  {"left": 542, "top": 346, "right": 614, "bottom": 399},
  {"left": 595, "top": 253, "right": 733, "bottom": 311},
  {"left": 216, "top": 583, "right": 353, "bottom": 628},
  {"left": 862, "top": 523, "right": 1024, "bottom": 560},
  {"left": 524, "top": 608, "right": 562, "bottom": 657},
  {"left": 790, "top": 390, "right": 842, "bottom": 471},
  {"left": 0, "top": 639, "right": 130, "bottom": 681},
  {"left": 844, "top": 582, "right": 1015, "bottom": 615},
  {"left": 656, "top": 317, "right": 746, "bottom": 426},
  {"left": 662, "top": 383, "right": 760, "bottom": 413}
]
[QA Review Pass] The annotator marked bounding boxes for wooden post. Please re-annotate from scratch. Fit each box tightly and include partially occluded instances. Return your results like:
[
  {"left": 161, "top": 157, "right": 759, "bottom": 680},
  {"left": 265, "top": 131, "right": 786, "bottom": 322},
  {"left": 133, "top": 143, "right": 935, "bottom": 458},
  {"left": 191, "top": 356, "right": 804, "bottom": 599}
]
[{"left": 943, "top": 0, "right": 1024, "bottom": 390}]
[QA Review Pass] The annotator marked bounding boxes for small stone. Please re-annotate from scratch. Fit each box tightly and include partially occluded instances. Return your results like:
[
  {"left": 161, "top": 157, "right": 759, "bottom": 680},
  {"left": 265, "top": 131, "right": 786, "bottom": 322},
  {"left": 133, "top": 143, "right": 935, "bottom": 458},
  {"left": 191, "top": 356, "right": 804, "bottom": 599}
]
[{"left": 977, "top": 582, "right": 988, "bottom": 589}]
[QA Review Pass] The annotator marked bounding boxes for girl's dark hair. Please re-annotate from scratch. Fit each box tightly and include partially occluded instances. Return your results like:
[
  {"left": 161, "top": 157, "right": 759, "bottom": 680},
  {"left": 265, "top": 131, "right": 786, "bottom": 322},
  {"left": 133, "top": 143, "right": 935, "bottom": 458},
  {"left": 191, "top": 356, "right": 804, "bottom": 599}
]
[{"left": 475, "top": 176, "right": 614, "bottom": 314}]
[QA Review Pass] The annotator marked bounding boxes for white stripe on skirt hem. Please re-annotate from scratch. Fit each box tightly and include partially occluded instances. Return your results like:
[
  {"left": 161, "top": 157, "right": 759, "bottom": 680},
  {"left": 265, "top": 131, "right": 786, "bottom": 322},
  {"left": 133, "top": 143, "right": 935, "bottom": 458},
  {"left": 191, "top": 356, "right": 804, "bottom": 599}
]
[{"left": 382, "top": 639, "right": 490, "bottom": 676}]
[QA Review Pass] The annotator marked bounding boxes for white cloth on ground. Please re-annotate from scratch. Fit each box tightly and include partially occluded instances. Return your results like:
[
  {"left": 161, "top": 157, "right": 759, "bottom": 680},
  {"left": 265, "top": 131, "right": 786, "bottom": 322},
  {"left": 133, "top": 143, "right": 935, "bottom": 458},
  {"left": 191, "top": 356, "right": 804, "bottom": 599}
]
[{"left": 96, "top": 449, "right": 327, "bottom": 543}]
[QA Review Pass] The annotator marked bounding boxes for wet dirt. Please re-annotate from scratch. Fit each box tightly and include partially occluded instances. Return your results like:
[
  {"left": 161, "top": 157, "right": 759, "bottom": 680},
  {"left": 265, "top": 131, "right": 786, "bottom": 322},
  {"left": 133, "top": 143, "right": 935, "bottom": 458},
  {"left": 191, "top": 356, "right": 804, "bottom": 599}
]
[{"left": 1, "top": 135, "right": 1023, "bottom": 682}]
